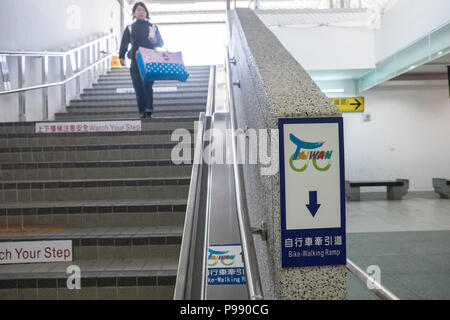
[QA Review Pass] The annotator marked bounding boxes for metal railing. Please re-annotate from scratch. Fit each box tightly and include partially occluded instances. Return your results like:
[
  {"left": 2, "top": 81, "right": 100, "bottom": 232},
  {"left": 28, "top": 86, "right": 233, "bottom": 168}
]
[
  {"left": 225, "top": 46, "right": 264, "bottom": 300},
  {"left": 347, "top": 259, "right": 400, "bottom": 300},
  {"left": 174, "top": 66, "right": 216, "bottom": 300},
  {"left": 0, "top": 32, "right": 117, "bottom": 121},
  {"left": 225, "top": 1, "right": 264, "bottom": 301}
]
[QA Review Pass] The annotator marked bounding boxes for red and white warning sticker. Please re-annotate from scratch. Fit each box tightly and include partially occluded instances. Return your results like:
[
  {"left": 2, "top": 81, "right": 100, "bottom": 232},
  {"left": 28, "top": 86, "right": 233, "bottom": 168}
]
[{"left": 36, "top": 120, "right": 142, "bottom": 133}]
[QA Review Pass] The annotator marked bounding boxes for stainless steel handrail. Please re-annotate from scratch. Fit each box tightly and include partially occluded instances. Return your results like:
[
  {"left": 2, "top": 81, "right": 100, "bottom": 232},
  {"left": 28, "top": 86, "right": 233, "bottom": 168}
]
[
  {"left": 0, "top": 53, "right": 113, "bottom": 96},
  {"left": 174, "top": 65, "right": 216, "bottom": 300},
  {"left": 205, "top": 66, "right": 216, "bottom": 117},
  {"left": 0, "top": 33, "right": 115, "bottom": 57},
  {"left": 347, "top": 259, "right": 400, "bottom": 300},
  {"left": 174, "top": 112, "right": 207, "bottom": 300},
  {"left": 0, "top": 32, "right": 117, "bottom": 121},
  {"left": 225, "top": 45, "right": 264, "bottom": 300}
]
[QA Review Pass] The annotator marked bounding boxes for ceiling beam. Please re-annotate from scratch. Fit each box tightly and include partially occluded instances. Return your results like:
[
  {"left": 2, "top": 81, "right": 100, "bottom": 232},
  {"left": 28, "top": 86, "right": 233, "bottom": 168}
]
[{"left": 392, "top": 73, "right": 448, "bottom": 81}]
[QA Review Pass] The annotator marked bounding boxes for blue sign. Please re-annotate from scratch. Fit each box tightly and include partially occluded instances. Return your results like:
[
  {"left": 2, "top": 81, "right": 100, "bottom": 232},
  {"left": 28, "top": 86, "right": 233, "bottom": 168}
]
[{"left": 279, "top": 117, "right": 346, "bottom": 268}]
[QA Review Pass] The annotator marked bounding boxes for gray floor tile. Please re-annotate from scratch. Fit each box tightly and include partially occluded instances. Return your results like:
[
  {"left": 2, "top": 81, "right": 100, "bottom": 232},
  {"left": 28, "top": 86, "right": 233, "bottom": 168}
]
[{"left": 346, "top": 192, "right": 450, "bottom": 300}]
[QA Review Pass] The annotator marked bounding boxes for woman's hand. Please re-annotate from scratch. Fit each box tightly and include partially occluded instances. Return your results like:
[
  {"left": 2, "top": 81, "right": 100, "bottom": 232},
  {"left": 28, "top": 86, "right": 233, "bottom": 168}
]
[{"left": 120, "top": 58, "right": 126, "bottom": 67}]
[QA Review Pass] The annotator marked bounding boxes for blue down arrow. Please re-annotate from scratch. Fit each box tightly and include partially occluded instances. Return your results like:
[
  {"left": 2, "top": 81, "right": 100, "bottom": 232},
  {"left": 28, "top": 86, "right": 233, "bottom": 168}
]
[{"left": 306, "top": 191, "right": 321, "bottom": 217}]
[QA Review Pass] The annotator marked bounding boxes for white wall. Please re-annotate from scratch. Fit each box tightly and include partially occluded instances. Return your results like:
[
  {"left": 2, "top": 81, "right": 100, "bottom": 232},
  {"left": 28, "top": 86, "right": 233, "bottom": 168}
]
[
  {"left": 0, "top": 0, "right": 121, "bottom": 51},
  {"left": 374, "top": 0, "right": 450, "bottom": 62},
  {"left": 269, "top": 25, "right": 376, "bottom": 70},
  {"left": 343, "top": 80, "right": 450, "bottom": 191},
  {"left": 0, "top": 0, "right": 121, "bottom": 122}
]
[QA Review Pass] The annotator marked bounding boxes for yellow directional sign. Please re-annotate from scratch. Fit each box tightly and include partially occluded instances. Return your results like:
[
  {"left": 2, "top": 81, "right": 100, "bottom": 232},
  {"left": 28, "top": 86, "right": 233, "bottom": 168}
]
[{"left": 331, "top": 97, "right": 364, "bottom": 112}]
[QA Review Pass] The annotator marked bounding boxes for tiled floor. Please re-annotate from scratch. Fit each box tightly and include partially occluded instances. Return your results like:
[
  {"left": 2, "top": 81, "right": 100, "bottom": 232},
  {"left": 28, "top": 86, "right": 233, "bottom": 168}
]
[{"left": 346, "top": 191, "right": 450, "bottom": 300}]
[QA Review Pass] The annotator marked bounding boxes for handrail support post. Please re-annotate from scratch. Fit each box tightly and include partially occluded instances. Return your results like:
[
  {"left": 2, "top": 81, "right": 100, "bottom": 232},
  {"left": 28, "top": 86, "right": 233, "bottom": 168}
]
[
  {"left": 60, "top": 55, "right": 67, "bottom": 109},
  {"left": 41, "top": 55, "right": 49, "bottom": 120},
  {"left": 18, "top": 56, "right": 26, "bottom": 122}
]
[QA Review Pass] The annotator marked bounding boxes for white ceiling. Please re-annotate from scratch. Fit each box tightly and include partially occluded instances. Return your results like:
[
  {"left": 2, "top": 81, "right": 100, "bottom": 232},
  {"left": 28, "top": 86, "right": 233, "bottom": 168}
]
[{"left": 124, "top": 0, "right": 398, "bottom": 28}]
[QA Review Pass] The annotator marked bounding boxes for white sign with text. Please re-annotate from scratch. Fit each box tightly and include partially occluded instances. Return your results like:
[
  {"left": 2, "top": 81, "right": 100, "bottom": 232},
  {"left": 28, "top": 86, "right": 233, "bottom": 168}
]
[{"left": 0, "top": 241, "right": 73, "bottom": 265}]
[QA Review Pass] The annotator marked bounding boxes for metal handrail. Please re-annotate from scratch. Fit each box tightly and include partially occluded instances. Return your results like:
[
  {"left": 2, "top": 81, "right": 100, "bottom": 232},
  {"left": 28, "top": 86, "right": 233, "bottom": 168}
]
[
  {"left": 0, "top": 32, "right": 117, "bottom": 121},
  {"left": 0, "top": 33, "right": 115, "bottom": 57},
  {"left": 225, "top": 45, "right": 264, "bottom": 300},
  {"left": 347, "top": 259, "right": 400, "bottom": 300},
  {"left": 174, "top": 112, "right": 207, "bottom": 300},
  {"left": 174, "top": 65, "right": 216, "bottom": 300},
  {"left": 205, "top": 66, "right": 216, "bottom": 117},
  {"left": 0, "top": 33, "right": 117, "bottom": 96},
  {"left": 0, "top": 53, "right": 113, "bottom": 96}
]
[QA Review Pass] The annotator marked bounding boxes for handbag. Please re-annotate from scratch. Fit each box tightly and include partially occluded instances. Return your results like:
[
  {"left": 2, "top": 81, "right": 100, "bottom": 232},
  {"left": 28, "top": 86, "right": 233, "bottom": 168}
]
[{"left": 136, "top": 47, "right": 189, "bottom": 82}]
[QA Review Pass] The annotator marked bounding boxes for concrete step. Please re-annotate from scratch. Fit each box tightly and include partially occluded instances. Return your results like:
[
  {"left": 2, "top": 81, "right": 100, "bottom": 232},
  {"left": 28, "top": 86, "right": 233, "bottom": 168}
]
[
  {"left": 0, "top": 199, "right": 187, "bottom": 229},
  {"left": 0, "top": 143, "right": 193, "bottom": 163},
  {"left": 54, "top": 110, "right": 203, "bottom": 121},
  {"left": 82, "top": 87, "right": 208, "bottom": 96},
  {"left": 91, "top": 82, "right": 208, "bottom": 90},
  {"left": 0, "top": 177, "right": 190, "bottom": 204},
  {"left": 0, "top": 129, "right": 194, "bottom": 148},
  {"left": 0, "top": 226, "right": 181, "bottom": 259},
  {"left": 68, "top": 97, "right": 207, "bottom": 107},
  {"left": 79, "top": 91, "right": 207, "bottom": 100},
  {"left": 99, "top": 73, "right": 209, "bottom": 80},
  {"left": 95, "top": 78, "right": 209, "bottom": 86},
  {"left": 0, "top": 226, "right": 181, "bottom": 260},
  {"left": 0, "top": 159, "right": 192, "bottom": 181},
  {"left": 0, "top": 117, "right": 199, "bottom": 134},
  {"left": 0, "top": 257, "right": 178, "bottom": 300},
  {"left": 65, "top": 105, "right": 206, "bottom": 114}
]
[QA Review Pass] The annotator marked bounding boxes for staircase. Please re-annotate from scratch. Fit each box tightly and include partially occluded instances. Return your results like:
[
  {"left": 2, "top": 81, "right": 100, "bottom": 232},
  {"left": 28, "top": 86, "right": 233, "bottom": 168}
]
[{"left": 0, "top": 65, "right": 210, "bottom": 299}]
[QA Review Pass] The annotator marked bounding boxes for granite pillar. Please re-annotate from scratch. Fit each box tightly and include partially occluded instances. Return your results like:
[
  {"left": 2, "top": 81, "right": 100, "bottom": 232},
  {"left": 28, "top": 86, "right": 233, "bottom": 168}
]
[{"left": 229, "top": 8, "right": 347, "bottom": 300}]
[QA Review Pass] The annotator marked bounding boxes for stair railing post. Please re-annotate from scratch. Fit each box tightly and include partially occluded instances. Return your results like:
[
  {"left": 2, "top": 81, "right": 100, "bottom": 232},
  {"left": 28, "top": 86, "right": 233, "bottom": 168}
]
[
  {"left": 41, "top": 55, "right": 49, "bottom": 120},
  {"left": 60, "top": 54, "right": 67, "bottom": 109},
  {"left": 0, "top": 55, "right": 12, "bottom": 91},
  {"left": 18, "top": 55, "right": 26, "bottom": 122},
  {"left": 76, "top": 49, "right": 81, "bottom": 98}
]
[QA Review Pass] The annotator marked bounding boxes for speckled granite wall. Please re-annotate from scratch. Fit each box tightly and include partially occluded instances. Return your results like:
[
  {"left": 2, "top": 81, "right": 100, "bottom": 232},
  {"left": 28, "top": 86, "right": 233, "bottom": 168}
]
[{"left": 229, "top": 8, "right": 346, "bottom": 300}]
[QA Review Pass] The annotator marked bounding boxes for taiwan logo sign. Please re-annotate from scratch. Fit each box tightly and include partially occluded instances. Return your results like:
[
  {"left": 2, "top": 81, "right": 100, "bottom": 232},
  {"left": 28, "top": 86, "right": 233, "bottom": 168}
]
[{"left": 289, "top": 134, "right": 333, "bottom": 172}]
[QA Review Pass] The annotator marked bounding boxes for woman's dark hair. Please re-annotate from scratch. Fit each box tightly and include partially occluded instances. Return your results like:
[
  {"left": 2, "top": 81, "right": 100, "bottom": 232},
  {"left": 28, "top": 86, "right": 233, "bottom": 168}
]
[{"left": 132, "top": 2, "right": 149, "bottom": 19}]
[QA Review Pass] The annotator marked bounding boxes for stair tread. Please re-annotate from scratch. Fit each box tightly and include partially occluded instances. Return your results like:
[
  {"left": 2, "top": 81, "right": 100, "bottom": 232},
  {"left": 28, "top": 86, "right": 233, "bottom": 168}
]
[
  {"left": 0, "top": 116, "right": 199, "bottom": 124},
  {"left": 0, "top": 129, "right": 193, "bottom": 138},
  {"left": 0, "top": 198, "right": 187, "bottom": 209},
  {"left": 0, "top": 257, "right": 178, "bottom": 280},
  {"left": 0, "top": 176, "right": 190, "bottom": 184},
  {"left": 0, "top": 143, "right": 192, "bottom": 150},
  {"left": 0, "top": 158, "right": 185, "bottom": 164},
  {"left": 0, "top": 226, "right": 183, "bottom": 241}
]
